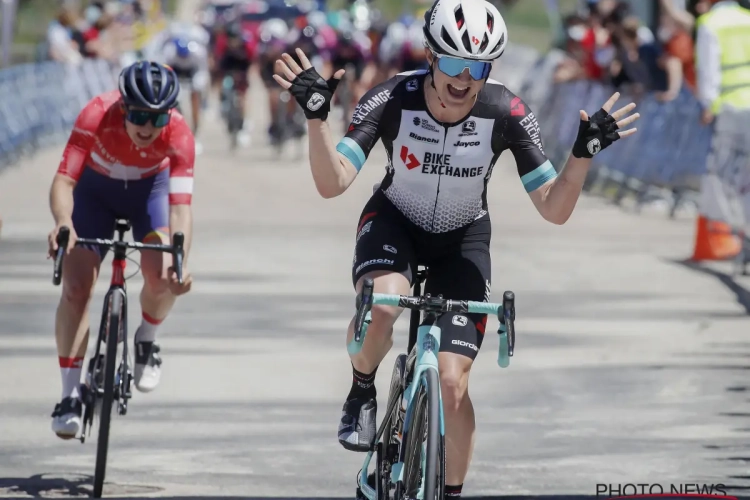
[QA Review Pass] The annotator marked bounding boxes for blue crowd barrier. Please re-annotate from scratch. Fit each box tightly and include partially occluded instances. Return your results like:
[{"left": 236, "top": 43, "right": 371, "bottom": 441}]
[
  {"left": 0, "top": 58, "right": 119, "bottom": 172},
  {"left": 516, "top": 53, "right": 733, "bottom": 218}
]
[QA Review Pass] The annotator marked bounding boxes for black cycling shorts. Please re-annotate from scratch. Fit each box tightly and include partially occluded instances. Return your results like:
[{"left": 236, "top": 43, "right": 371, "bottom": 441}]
[{"left": 352, "top": 190, "right": 492, "bottom": 360}]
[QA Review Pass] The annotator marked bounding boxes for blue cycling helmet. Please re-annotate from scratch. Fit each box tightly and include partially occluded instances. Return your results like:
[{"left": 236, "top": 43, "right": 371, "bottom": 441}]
[
  {"left": 118, "top": 61, "right": 180, "bottom": 111},
  {"left": 173, "top": 37, "right": 191, "bottom": 58}
]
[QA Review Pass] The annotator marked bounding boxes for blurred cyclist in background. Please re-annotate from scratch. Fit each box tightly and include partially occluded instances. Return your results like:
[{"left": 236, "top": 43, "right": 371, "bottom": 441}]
[
  {"left": 258, "top": 18, "right": 297, "bottom": 143},
  {"left": 216, "top": 21, "right": 256, "bottom": 145},
  {"left": 158, "top": 22, "right": 211, "bottom": 154}
]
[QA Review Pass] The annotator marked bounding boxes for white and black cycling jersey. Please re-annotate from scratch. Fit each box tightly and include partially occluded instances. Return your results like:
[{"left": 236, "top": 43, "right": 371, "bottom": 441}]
[{"left": 336, "top": 70, "right": 557, "bottom": 233}]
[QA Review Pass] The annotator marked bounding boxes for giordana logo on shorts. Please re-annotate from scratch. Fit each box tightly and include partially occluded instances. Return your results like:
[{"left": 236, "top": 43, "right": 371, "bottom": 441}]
[
  {"left": 306, "top": 92, "right": 325, "bottom": 111},
  {"left": 406, "top": 79, "right": 418, "bottom": 91},
  {"left": 356, "top": 220, "right": 372, "bottom": 241},
  {"left": 355, "top": 258, "right": 394, "bottom": 274},
  {"left": 453, "top": 140, "right": 479, "bottom": 148},
  {"left": 383, "top": 245, "right": 397, "bottom": 254},
  {"left": 451, "top": 339, "right": 478, "bottom": 352},
  {"left": 421, "top": 152, "right": 484, "bottom": 178},
  {"left": 587, "top": 138, "right": 601, "bottom": 156},
  {"left": 452, "top": 315, "right": 468, "bottom": 326},
  {"left": 409, "top": 132, "right": 439, "bottom": 144}
]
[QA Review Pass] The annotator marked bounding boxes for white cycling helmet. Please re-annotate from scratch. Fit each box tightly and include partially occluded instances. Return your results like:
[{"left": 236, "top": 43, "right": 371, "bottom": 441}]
[
  {"left": 260, "top": 18, "right": 289, "bottom": 42},
  {"left": 423, "top": 0, "right": 508, "bottom": 61}
]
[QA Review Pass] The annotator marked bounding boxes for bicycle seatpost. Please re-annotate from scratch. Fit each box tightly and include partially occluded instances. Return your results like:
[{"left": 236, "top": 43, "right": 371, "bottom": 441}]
[
  {"left": 354, "top": 278, "right": 374, "bottom": 343},
  {"left": 172, "top": 232, "right": 185, "bottom": 285},
  {"left": 53, "top": 226, "right": 70, "bottom": 286}
]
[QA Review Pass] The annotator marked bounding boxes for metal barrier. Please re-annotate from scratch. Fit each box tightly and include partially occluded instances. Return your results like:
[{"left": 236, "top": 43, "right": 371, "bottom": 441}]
[
  {"left": 521, "top": 72, "right": 716, "bottom": 217},
  {"left": 0, "top": 58, "right": 120, "bottom": 171}
]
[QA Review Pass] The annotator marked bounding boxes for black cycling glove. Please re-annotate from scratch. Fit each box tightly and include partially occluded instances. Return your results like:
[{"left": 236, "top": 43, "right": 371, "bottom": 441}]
[
  {"left": 289, "top": 67, "right": 340, "bottom": 121},
  {"left": 571, "top": 108, "right": 620, "bottom": 158}
]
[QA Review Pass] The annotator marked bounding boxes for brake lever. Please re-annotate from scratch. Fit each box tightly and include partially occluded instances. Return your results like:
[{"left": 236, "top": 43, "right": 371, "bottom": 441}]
[
  {"left": 53, "top": 226, "right": 70, "bottom": 286},
  {"left": 172, "top": 232, "right": 185, "bottom": 285},
  {"left": 353, "top": 278, "right": 374, "bottom": 343}
]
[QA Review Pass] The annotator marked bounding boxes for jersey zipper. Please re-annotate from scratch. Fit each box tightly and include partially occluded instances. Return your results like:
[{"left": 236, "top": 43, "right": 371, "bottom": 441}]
[{"left": 430, "top": 126, "right": 449, "bottom": 232}]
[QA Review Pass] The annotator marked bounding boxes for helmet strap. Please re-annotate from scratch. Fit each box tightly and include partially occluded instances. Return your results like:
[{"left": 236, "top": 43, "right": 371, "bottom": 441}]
[{"left": 428, "top": 60, "right": 446, "bottom": 109}]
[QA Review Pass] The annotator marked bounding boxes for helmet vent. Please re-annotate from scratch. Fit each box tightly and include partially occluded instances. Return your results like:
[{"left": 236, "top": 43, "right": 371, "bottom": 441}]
[
  {"left": 479, "top": 33, "right": 489, "bottom": 52},
  {"left": 487, "top": 11, "right": 494, "bottom": 34},
  {"left": 454, "top": 5, "right": 464, "bottom": 30},
  {"left": 490, "top": 32, "right": 505, "bottom": 55},
  {"left": 461, "top": 30, "right": 472, "bottom": 52},
  {"left": 440, "top": 26, "right": 459, "bottom": 51}
]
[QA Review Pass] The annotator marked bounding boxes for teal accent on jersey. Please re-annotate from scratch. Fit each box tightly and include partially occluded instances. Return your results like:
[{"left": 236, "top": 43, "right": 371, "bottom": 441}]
[
  {"left": 336, "top": 137, "right": 366, "bottom": 172},
  {"left": 521, "top": 160, "right": 557, "bottom": 193}
]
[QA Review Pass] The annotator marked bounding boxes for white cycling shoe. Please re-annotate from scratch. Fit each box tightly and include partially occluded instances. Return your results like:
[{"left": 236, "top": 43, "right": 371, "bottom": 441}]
[
  {"left": 51, "top": 396, "right": 82, "bottom": 439},
  {"left": 134, "top": 340, "right": 162, "bottom": 393}
]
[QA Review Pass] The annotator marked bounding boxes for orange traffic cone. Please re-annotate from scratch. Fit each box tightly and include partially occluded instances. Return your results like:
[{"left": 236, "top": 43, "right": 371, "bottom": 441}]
[{"left": 691, "top": 215, "right": 742, "bottom": 261}]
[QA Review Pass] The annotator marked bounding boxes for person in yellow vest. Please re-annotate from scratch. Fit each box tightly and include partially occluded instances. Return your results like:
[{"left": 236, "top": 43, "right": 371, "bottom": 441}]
[{"left": 695, "top": 0, "right": 750, "bottom": 125}]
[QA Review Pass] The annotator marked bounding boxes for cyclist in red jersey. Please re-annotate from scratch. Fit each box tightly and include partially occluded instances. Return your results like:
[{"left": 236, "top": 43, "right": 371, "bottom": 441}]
[{"left": 47, "top": 61, "right": 195, "bottom": 440}]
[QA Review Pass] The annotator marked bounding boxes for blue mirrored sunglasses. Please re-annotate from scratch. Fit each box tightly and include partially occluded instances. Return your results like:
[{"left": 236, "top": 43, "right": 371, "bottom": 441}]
[
  {"left": 435, "top": 54, "right": 492, "bottom": 81},
  {"left": 125, "top": 108, "right": 171, "bottom": 128}
]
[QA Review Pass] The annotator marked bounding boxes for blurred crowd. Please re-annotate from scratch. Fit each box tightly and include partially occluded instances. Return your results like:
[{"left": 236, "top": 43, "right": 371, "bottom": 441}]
[
  {"left": 554, "top": 0, "right": 748, "bottom": 104},
  {"left": 45, "top": 0, "right": 165, "bottom": 65}
]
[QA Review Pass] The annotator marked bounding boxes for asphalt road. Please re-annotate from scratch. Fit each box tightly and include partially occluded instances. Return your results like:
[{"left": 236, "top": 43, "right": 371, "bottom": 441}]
[{"left": 0, "top": 75, "right": 749, "bottom": 499}]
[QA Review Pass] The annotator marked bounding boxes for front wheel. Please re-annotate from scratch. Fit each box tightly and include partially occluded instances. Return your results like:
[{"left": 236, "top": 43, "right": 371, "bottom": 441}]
[
  {"left": 93, "top": 290, "right": 124, "bottom": 498},
  {"left": 398, "top": 368, "right": 444, "bottom": 500}
]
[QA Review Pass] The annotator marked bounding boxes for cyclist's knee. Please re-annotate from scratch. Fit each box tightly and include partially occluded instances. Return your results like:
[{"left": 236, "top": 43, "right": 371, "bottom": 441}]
[
  {"left": 438, "top": 353, "right": 472, "bottom": 412},
  {"left": 61, "top": 250, "right": 99, "bottom": 309}
]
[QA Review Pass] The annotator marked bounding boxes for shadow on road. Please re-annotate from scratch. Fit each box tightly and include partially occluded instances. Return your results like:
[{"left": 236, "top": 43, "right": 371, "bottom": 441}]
[
  {"left": 1, "top": 474, "right": 749, "bottom": 499},
  {"left": 671, "top": 259, "right": 750, "bottom": 314}
]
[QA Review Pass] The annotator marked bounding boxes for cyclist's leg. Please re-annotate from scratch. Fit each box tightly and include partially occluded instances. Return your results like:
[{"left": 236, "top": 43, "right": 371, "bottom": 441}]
[
  {"left": 339, "top": 192, "right": 416, "bottom": 451},
  {"left": 191, "top": 68, "right": 209, "bottom": 134},
  {"left": 129, "top": 170, "right": 172, "bottom": 393},
  {"left": 52, "top": 172, "right": 111, "bottom": 438},
  {"left": 423, "top": 215, "right": 491, "bottom": 497}
]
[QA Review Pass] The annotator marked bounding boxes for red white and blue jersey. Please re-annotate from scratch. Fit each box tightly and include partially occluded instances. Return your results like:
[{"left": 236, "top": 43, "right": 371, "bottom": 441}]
[{"left": 57, "top": 90, "right": 195, "bottom": 205}]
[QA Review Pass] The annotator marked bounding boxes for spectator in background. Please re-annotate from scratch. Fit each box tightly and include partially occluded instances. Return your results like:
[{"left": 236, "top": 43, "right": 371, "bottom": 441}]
[
  {"left": 695, "top": 0, "right": 750, "bottom": 125},
  {"left": 654, "top": 9, "right": 696, "bottom": 101},
  {"left": 608, "top": 16, "right": 667, "bottom": 97},
  {"left": 47, "top": 5, "right": 85, "bottom": 64},
  {"left": 82, "top": 10, "right": 118, "bottom": 61}
]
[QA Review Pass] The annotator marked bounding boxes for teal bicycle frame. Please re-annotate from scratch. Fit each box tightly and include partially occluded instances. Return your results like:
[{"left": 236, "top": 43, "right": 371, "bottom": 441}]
[{"left": 348, "top": 283, "right": 515, "bottom": 500}]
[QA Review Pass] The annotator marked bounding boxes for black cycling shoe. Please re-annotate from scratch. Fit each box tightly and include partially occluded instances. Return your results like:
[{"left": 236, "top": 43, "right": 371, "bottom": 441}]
[
  {"left": 51, "top": 395, "right": 83, "bottom": 439},
  {"left": 338, "top": 396, "right": 377, "bottom": 452}
]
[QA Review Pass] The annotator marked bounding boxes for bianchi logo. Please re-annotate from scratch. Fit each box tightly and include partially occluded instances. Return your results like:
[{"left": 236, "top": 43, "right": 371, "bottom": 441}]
[
  {"left": 410, "top": 132, "right": 439, "bottom": 144},
  {"left": 306, "top": 93, "right": 325, "bottom": 111},
  {"left": 355, "top": 258, "right": 394, "bottom": 274},
  {"left": 454, "top": 140, "right": 479, "bottom": 147}
]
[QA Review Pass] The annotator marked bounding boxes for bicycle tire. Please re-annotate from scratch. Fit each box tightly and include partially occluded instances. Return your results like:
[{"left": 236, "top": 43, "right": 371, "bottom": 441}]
[
  {"left": 400, "top": 368, "right": 444, "bottom": 500},
  {"left": 378, "top": 353, "right": 407, "bottom": 499},
  {"left": 93, "top": 290, "right": 123, "bottom": 498}
]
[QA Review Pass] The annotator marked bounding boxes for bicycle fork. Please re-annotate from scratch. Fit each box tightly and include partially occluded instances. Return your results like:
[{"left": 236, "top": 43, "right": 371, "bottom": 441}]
[{"left": 80, "top": 288, "right": 133, "bottom": 443}]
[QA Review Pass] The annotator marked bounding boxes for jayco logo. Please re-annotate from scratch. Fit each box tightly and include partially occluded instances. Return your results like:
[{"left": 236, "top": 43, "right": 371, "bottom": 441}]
[
  {"left": 421, "top": 152, "right": 484, "bottom": 177},
  {"left": 454, "top": 140, "right": 479, "bottom": 147}
]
